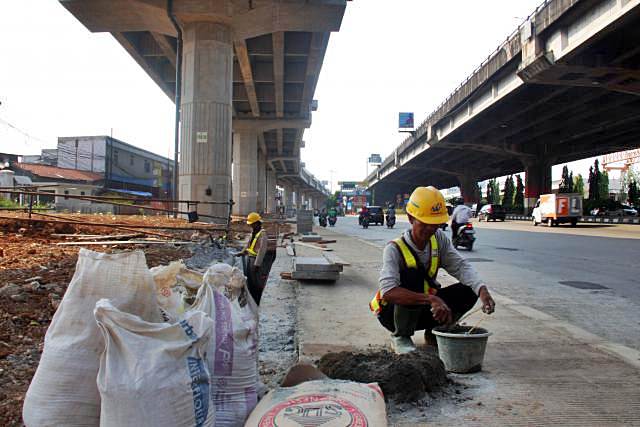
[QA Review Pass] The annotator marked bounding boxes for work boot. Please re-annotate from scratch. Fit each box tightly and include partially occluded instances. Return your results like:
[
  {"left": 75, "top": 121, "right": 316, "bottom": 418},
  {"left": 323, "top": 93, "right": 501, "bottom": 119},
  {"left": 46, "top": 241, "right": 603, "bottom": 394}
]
[
  {"left": 392, "top": 336, "right": 416, "bottom": 354},
  {"left": 424, "top": 330, "right": 438, "bottom": 348}
]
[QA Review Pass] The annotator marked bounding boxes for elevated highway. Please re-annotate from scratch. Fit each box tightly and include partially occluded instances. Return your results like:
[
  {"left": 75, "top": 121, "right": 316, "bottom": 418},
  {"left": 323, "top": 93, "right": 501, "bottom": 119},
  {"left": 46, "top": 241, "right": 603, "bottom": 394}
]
[
  {"left": 61, "top": 0, "right": 345, "bottom": 218},
  {"left": 367, "top": 0, "right": 640, "bottom": 209}
]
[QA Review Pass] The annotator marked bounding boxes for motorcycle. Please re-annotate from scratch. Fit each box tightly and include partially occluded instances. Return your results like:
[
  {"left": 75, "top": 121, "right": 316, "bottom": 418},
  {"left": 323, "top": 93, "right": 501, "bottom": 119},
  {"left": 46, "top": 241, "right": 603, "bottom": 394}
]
[
  {"left": 386, "top": 214, "right": 396, "bottom": 228},
  {"left": 361, "top": 213, "right": 370, "bottom": 229},
  {"left": 452, "top": 222, "right": 475, "bottom": 251},
  {"left": 319, "top": 215, "right": 327, "bottom": 227},
  {"left": 328, "top": 216, "right": 337, "bottom": 227}
]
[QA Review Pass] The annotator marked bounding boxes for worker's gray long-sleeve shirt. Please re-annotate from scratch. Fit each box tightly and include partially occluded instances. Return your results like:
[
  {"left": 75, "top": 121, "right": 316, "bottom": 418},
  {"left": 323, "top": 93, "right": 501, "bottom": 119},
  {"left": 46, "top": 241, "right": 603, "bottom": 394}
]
[
  {"left": 246, "top": 231, "right": 268, "bottom": 267},
  {"left": 379, "top": 229, "right": 485, "bottom": 297}
]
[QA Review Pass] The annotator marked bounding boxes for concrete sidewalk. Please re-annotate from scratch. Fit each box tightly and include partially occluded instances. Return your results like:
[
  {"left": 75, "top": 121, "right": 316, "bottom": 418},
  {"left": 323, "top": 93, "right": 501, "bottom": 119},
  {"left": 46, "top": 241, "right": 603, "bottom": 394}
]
[{"left": 289, "top": 226, "right": 640, "bottom": 426}]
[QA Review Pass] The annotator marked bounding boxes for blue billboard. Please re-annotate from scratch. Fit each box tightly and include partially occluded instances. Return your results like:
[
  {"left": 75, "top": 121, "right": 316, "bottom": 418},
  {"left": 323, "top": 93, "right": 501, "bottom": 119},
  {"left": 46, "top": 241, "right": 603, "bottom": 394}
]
[{"left": 399, "top": 112, "right": 414, "bottom": 129}]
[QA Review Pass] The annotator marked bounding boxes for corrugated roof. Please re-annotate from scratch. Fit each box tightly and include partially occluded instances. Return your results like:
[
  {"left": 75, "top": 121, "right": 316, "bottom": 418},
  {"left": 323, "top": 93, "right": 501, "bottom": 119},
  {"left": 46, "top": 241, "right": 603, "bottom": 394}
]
[{"left": 16, "top": 163, "right": 102, "bottom": 182}]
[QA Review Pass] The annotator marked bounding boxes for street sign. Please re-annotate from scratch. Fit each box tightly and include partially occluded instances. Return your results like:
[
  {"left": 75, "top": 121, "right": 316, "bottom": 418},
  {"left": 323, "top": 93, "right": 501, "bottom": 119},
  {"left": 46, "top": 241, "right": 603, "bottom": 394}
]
[
  {"left": 399, "top": 112, "right": 414, "bottom": 129},
  {"left": 368, "top": 153, "right": 382, "bottom": 164}
]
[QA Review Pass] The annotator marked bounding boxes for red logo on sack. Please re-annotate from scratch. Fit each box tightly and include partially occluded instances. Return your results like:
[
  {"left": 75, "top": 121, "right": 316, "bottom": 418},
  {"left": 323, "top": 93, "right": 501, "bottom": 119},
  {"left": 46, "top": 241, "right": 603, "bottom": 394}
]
[{"left": 258, "top": 394, "right": 368, "bottom": 427}]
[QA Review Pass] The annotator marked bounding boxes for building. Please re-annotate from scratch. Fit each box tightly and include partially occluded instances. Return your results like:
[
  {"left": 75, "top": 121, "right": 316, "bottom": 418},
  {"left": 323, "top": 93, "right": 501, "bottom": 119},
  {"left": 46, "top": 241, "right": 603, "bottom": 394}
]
[
  {"left": 56, "top": 136, "right": 173, "bottom": 197},
  {"left": 12, "top": 163, "right": 103, "bottom": 211}
]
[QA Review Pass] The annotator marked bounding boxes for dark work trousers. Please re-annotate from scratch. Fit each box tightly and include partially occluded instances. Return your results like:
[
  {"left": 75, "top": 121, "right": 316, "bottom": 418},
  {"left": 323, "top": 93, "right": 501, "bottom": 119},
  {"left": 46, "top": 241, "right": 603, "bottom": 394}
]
[
  {"left": 377, "top": 283, "right": 478, "bottom": 337},
  {"left": 451, "top": 221, "right": 463, "bottom": 239},
  {"left": 245, "top": 250, "right": 277, "bottom": 305}
]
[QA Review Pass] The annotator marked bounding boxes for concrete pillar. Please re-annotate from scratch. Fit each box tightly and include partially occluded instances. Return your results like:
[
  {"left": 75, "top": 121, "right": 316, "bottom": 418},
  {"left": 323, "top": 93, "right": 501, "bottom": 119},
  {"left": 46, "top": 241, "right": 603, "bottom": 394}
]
[
  {"left": 232, "top": 130, "right": 258, "bottom": 215},
  {"left": 296, "top": 189, "right": 303, "bottom": 210},
  {"left": 180, "top": 22, "right": 233, "bottom": 222},
  {"left": 525, "top": 159, "right": 552, "bottom": 211},
  {"left": 458, "top": 174, "right": 479, "bottom": 204},
  {"left": 266, "top": 170, "right": 277, "bottom": 213},
  {"left": 286, "top": 186, "right": 295, "bottom": 213},
  {"left": 256, "top": 150, "right": 267, "bottom": 213}
]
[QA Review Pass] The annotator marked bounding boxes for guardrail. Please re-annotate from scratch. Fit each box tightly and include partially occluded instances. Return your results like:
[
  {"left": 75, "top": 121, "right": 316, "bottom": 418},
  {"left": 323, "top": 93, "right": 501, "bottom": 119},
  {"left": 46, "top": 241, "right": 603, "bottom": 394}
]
[{"left": 506, "top": 214, "right": 640, "bottom": 225}]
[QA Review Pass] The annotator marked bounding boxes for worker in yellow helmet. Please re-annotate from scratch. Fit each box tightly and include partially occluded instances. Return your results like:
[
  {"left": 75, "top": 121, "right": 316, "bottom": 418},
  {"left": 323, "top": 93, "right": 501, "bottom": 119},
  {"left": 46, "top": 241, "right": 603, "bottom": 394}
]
[
  {"left": 235, "top": 212, "right": 276, "bottom": 305},
  {"left": 370, "top": 186, "right": 495, "bottom": 354}
]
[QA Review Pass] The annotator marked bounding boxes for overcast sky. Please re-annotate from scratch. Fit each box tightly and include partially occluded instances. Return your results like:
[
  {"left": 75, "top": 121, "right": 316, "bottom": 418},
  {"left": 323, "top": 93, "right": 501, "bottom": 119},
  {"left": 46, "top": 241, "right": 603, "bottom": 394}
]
[{"left": 0, "top": 0, "right": 606, "bottom": 190}]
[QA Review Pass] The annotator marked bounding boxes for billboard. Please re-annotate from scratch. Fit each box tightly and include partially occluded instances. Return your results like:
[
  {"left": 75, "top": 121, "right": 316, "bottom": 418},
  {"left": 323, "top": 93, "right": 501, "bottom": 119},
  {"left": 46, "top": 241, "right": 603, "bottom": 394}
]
[{"left": 399, "top": 112, "right": 414, "bottom": 129}]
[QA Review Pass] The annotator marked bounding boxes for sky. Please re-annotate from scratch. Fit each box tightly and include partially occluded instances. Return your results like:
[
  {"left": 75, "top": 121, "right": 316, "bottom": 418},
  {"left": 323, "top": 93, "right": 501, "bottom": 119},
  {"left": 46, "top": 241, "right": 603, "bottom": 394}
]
[{"left": 0, "top": 0, "right": 615, "bottom": 191}]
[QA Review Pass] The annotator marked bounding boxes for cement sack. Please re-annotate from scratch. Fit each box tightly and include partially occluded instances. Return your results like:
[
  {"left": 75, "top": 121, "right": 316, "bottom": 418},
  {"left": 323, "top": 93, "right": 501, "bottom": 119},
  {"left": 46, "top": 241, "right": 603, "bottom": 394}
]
[
  {"left": 151, "top": 260, "right": 187, "bottom": 320},
  {"left": 245, "top": 380, "right": 388, "bottom": 427},
  {"left": 94, "top": 299, "right": 215, "bottom": 427},
  {"left": 192, "top": 263, "right": 259, "bottom": 426},
  {"left": 22, "top": 249, "right": 161, "bottom": 427}
]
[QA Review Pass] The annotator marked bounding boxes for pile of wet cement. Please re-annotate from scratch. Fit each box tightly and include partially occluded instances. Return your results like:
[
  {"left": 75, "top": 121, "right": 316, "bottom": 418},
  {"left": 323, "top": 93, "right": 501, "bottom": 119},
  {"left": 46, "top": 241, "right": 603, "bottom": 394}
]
[{"left": 318, "top": 348, "right": 447, "bottom": 402}]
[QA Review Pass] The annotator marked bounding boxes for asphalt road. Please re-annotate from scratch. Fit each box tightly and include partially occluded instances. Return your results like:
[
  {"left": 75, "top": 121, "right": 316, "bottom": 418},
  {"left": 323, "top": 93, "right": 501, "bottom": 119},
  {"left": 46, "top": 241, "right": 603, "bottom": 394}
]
[{"left": 323, "top": 215, "right": 640, "bottom": 350}]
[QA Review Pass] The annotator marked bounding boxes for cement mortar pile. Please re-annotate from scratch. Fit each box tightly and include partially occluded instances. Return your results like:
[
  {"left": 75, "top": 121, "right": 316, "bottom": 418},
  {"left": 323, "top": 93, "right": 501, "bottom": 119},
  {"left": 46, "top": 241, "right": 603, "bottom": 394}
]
[{"left": 318, "top": 349, "right": 448, "bottom": 403}]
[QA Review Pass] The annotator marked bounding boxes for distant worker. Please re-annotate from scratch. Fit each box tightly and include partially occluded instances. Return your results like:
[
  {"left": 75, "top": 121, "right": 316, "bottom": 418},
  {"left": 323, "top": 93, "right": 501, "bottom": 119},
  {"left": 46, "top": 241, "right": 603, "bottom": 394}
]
[
  {"left": 370, "top": 186, "right": 495, "bottom": 354},
  {"left": 450, "top": 199, "right": 472, "bottom": 239},
  {"left": 235, "top": 212, "right": 276, "bottom": 305}
]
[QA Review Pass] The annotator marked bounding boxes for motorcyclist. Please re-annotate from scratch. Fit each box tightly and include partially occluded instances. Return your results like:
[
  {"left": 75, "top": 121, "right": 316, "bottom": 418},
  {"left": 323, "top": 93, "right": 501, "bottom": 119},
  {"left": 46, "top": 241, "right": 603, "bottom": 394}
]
[
  {"left": 318, "top": 208, "right": 328, "bottom": 226},
  {"left": 451, "top": 199, "right": 472, "bottom": 239},
  {"left": 359, "top": 205, "right": 370, "bottom": 224},
  {"left": 386, "top": 204, "right": 396, "bottom": 219},
  {"left": 328, "top": 207, "right": 337, "bottom": 225}
]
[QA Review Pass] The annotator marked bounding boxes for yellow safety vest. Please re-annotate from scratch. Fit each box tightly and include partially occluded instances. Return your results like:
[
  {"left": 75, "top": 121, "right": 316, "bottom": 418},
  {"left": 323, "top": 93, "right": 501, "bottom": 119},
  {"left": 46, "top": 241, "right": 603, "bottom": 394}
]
[
  {"left": 369, "top": 235, "right": 439, "bottom": 315},
  {"left": 247, "top": 230, "right": 263, "bottom": 257}
]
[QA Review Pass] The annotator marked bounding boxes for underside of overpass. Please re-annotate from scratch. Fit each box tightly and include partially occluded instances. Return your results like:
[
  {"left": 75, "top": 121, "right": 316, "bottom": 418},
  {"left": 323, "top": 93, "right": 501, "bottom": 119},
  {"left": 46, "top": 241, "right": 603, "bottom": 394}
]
[
  {"left": 61, "top": 0, "right": 342, "bottom": 219},
  {"left": 369, "top": 0, "right": 640, "bottom": 209}
]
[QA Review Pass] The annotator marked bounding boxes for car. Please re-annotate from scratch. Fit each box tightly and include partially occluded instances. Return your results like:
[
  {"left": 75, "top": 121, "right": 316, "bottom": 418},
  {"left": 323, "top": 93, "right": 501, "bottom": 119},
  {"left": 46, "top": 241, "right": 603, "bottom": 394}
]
[
  {"left": 590, "top": 204, "right": 638, "bottom": 217},
  {"left": 359, "top": 206, "right": 384, "bottom": 226},
  {"left": 478, "top": 204, "right": 506, "bottom": 221}
]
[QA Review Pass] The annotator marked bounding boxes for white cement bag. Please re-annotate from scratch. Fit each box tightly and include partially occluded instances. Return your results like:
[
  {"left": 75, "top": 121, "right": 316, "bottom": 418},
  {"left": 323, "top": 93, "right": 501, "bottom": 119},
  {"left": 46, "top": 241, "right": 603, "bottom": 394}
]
[
  {"left": 151, "top": 260, "right": 187, "bottom": 320},
  {"left": 23, "top": 249, "right": 161, "bottom": 426},
  {"left": 192, "top": 263, "right": 259, "bottom": 426},
  {"left": 94, "top": 299, "right": 215, "bottom": 427},
  {"left": 245, "top": 380, "right": 388, "bottom": 427}
]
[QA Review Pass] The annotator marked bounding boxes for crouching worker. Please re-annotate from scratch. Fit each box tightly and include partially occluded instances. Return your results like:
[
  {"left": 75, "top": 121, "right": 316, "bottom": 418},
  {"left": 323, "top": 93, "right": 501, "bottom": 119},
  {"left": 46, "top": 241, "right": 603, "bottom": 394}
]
[
  {"left": 370, "top": 186, "right": 495, "bottom": 354},
  {"left": 236, "top": 212, "right": 276, "bottom": 305}
]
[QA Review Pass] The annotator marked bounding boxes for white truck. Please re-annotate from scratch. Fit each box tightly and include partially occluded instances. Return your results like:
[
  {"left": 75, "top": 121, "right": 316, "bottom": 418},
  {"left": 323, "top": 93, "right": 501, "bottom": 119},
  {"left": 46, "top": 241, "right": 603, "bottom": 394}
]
[{"left": 532, "top": 193, "right": 583, "bottom": 227}]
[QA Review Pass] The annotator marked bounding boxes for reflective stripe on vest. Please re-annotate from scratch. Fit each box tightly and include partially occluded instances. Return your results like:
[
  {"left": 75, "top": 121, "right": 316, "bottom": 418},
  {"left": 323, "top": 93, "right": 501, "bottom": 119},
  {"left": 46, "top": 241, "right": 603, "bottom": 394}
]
[
  {"left": 369, "top": 234, "right": 439, "bottom": 315},
  {"left": 247, "top": 230, "right": 263, "bottom": 257}
]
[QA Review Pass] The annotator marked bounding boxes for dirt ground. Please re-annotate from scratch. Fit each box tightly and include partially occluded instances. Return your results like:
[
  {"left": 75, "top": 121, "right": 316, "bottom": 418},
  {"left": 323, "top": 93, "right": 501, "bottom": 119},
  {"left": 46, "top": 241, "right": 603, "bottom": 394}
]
[{"left": 0, "top": 213, "right": 293, "bottom": 426}]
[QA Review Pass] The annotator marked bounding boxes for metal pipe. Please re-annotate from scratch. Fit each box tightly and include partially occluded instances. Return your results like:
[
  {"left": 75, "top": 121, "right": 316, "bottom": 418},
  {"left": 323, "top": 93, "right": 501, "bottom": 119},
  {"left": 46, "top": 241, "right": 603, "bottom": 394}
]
[{"left": 168, "top": 0, "right": 183, "bottom": 219}]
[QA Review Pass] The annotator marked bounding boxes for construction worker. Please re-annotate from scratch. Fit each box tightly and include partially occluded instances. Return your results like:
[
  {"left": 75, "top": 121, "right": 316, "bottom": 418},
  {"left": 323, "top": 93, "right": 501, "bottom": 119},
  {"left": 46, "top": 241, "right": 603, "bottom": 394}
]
[
  {"left": 235, "top": 212, "right": 276, "bottom": 305},
  {"left": 370, "top": 186, "right": 495, "bottom": 354}
]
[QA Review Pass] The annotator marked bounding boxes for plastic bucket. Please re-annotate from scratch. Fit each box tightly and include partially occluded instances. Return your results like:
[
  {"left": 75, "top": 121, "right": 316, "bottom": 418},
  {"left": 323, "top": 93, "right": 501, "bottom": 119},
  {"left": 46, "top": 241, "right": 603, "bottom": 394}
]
[{"left": 432, "top": 325, "right": 492, "bottom": 373}]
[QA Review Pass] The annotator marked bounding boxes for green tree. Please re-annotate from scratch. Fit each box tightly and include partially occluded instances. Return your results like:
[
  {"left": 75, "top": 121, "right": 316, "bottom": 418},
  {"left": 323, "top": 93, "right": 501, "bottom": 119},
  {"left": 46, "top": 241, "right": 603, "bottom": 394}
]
[
  {"left": 629, "top": 180, "right": 639, "bottom": 206},
  {"left": 486, "top": 179, "right": 493, "bottom": 205},
  {"left": 573, "top": 174, "right": 585, "bottom": 197},
  {"left": 492, "top": 179, "right": 501, "bottom": 204},
  {"left": 588, "top": 160, "right": 602, "bottom": 201},
  {"left": 559, "top": 165, "right": 571, "bottom": 193},
  {"left": 599, "top": 170, "right": 609, "bottom": 200},
  {"left": 514, "top": 174, "right": 524, "bottom": 212},
  {"left": 502, "top": 175, "right": 514, "bottom": 210}
]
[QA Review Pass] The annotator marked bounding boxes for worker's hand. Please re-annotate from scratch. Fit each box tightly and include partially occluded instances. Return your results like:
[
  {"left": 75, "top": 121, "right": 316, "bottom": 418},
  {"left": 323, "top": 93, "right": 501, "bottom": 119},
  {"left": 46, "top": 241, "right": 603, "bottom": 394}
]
[
  {"left": 478, "top": 286, "right": 495, "bottom": 314},
  {"left": 429, "top": 295, "right": 452, "bottom": 324}
]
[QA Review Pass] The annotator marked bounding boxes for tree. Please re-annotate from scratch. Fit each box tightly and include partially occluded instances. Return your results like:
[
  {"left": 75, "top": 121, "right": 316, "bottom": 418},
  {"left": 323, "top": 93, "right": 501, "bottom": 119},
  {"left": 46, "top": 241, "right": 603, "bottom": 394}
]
[
  {"left": 629, "top": 179, "right": 639, "bottom": 206},
  {"left": 588, "top": 160, "right": 602, "bottom": 201},
  {"left": 599, "top": 170, "right": 609, "bottom": 200},
  {"left": 559, "top": 165, "right": 571, "bottom": 193},
  {"left": 493, "top": 179, "right": 501, "bottom": 204},
  {"left": 573, "top": 174, "right": 585, "bottom": 197},
  {"left": 514, "top": 174, "right": 524, "bottom": 212},
  {"left": 486, "top": 179, "right": 493, "bottom": 205},
  {"left": 502, "top": 175, "right": 514, "bottom": 210}
]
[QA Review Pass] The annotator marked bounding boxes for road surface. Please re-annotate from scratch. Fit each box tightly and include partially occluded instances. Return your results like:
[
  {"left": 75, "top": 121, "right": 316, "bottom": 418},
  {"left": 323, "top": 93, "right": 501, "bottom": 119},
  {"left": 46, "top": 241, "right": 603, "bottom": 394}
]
[{"left": 321, "top": 215, "right": 640, "bottom": 350}]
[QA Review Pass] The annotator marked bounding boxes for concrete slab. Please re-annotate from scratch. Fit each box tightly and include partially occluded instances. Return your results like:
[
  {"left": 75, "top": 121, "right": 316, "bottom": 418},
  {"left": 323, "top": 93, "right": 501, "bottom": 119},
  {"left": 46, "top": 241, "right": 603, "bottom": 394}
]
[
  {"left": 291, "top": 270, "right": 340, "bottom": 281},
  {"left": 294, "top": 257, "right": 342, "bottom": 272}
]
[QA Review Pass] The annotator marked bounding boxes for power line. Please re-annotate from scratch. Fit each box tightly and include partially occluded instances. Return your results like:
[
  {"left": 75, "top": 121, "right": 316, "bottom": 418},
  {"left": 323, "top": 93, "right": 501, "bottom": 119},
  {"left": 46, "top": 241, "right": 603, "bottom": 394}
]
[{"left": 0, "top": 116, "right": 50, "bottom": 146}]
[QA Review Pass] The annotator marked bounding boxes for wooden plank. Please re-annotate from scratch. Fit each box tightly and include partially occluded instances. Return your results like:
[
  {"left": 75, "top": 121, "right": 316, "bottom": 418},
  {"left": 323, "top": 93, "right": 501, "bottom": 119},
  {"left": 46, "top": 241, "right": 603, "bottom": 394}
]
[
  {"left": 317, "top": 239, "right": 336, "bottom": 244},
  {"left": 293, "top": 241, "right": 333, "bottom": 251},
  {"left": 280, "top": 272, "right": 293, "bottom": 280},
  {"left": 56, "top": 240, "right": 192, "bottom": 246}
]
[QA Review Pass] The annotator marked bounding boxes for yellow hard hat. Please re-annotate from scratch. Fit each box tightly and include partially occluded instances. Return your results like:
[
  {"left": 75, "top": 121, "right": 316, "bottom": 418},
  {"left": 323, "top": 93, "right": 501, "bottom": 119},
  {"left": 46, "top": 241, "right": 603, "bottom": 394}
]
[
  {"left": 246, "top": 212, "right": 262, "bottom": 225},
  {"left": 405, "top": 186, "right": 449, "bottom": 224}
]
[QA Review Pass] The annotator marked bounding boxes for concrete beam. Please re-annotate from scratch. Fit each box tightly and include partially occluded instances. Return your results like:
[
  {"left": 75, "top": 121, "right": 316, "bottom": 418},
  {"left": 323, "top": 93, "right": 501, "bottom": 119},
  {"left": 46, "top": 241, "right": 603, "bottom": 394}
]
[
  {"left": 232, "top": 118, "right": 311, "bottom": 132},
  {"left": 273, "top": 31, "right": 285, "bottom": 118},
  {"left": 150, "top": 32, "right": 177, "bottom": 67},
  {"left": 300, "top": 32, "right": 329, "bottom": 114},
  {"left": 234, "top": 39, "right": 260, "bottom": 117},
  {"left": 277, "top": 128, "right": 284, "bottom": 156}
]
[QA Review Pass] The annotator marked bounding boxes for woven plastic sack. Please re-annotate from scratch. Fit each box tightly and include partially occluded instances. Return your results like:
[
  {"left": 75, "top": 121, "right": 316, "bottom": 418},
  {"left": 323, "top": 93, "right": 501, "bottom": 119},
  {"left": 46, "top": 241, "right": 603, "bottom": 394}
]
[
  {"left": 94, "top": 299, "right": 215, "bottom": 427},
  {"left": 191, "top": 263, "right": 259, "bottom": 426},
  {"left": 245, "top": 380, "right": 387, "bottom": 427},
  {"left": 23, "top": 249, "right": 161, "bottom": 426}
]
